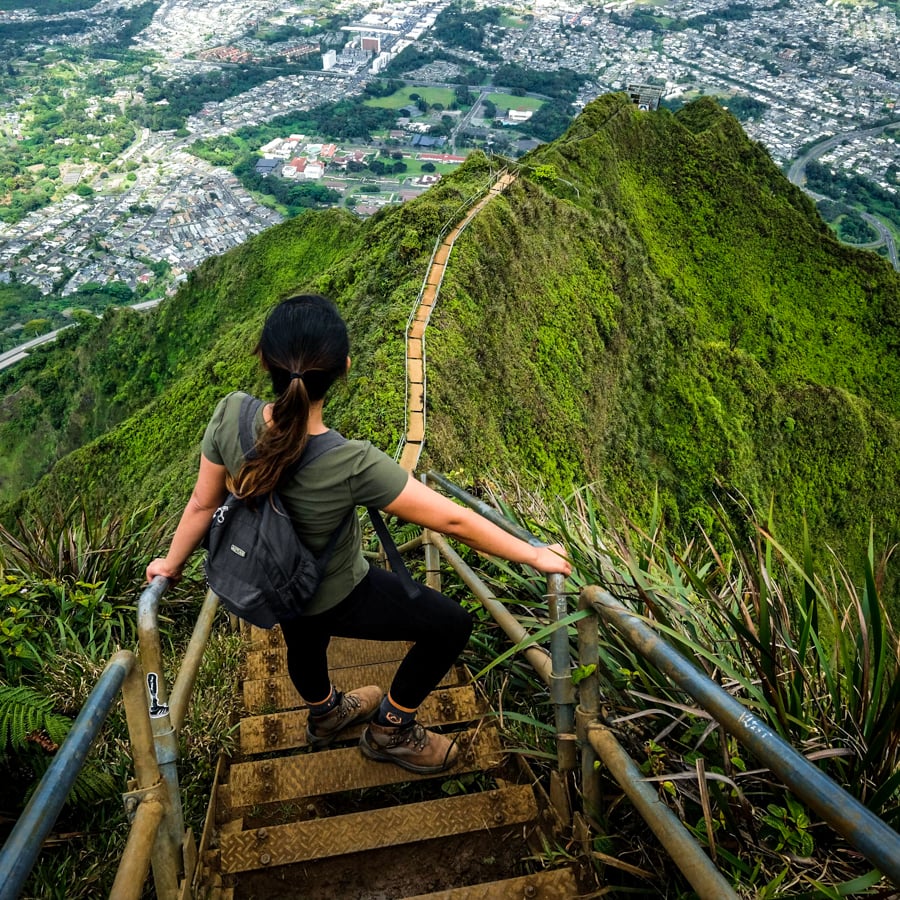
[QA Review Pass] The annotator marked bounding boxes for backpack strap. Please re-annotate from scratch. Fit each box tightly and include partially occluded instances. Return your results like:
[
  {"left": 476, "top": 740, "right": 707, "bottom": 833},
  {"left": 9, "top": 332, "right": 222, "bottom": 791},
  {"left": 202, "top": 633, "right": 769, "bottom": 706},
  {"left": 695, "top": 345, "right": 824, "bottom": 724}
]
[
  {"left": 368, "top": 508, "right": 422, "bottom": 600},
  {"left": 237, "top": 393, "right": 265, "bottom": 460},
  {"left": 289, "top": 429, "right": 347, "bottom": 474},
  {"left": 233, "top": 395, "right": 411, "bottom": 591}
]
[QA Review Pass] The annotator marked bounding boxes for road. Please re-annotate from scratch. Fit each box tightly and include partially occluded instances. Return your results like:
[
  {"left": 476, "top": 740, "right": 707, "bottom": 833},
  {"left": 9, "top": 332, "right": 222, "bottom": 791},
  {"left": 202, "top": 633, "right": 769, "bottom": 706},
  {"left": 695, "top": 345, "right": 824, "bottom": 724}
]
[
  {"left": 0, "top": 299, "right": 163, "bottom": 372},
  {"left": 0, "top": 328, "right": 70, "bottom": 372},
  {"left": 787, "top": 122, "right": 900, "bottom": 270}
]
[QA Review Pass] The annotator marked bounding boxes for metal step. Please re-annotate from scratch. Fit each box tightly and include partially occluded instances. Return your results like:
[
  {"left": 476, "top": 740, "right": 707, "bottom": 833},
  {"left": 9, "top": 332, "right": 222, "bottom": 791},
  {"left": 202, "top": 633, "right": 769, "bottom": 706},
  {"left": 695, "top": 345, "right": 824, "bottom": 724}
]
[
  {"left": 404, "top": 868, "right": 580, "bottom": 899},
  {"left": 244, "top": 639, "right": 412, "bottom": 680},
  {"left": 228, "top": 726, "right": 503, "bottom": 810},
  {"left": 240, "top": 684, "right": 487, "bottom": 755},
  {"left": 242, "top": 663, "right": 467, "bottom": 713},
  {"left": 220, "top": 784, "right": 537, "bottom": 873}
]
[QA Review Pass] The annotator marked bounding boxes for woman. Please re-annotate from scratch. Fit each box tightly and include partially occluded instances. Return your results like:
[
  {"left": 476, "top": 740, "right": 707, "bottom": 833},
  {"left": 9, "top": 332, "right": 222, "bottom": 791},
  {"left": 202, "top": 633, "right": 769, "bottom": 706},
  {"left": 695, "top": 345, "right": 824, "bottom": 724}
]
[{"left": 147, "top": 294, "right": 570, "bottom": 775}]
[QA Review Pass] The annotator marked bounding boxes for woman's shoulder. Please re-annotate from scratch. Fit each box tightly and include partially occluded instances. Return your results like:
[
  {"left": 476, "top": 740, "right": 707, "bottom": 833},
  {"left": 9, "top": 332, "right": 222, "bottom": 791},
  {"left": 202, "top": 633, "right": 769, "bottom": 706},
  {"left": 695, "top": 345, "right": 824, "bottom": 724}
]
[{"left": 210, "top": 390, "right": 260, "bottom": 418}]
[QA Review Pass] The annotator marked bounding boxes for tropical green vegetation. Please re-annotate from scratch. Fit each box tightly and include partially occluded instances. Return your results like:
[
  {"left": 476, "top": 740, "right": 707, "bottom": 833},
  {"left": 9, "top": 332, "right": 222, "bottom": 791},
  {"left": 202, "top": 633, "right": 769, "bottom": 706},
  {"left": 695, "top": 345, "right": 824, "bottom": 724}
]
[
  {"left": 0, "top": 496, "right": 243, "bottom": 898},
  {"left": 0, "top": 281, "right": 150, "bottom": 355},
  {"left": 493, "top": 63, "right": 586, "bottom": 101},
  {"left": 433, "top": 4, "right": 502, "bottom": 60},
  {"left": 721, "top": 93, "right": 770, "bottom": 122},
  {"left": 2, "top": 94, "right": 900, "bottom": 895},
  {"left": 806, "top": 158, "right": 900, "bottom": 236},
  {"left": 472, "top": 483, "right": 900, "bottom": 893}
]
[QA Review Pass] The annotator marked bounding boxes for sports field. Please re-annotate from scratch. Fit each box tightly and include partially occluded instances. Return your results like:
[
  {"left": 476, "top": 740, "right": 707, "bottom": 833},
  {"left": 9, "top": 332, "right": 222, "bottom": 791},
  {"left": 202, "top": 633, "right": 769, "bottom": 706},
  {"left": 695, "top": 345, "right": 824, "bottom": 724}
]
[{"left": 364, "top": 86, "right": 459, "bottom": 109}]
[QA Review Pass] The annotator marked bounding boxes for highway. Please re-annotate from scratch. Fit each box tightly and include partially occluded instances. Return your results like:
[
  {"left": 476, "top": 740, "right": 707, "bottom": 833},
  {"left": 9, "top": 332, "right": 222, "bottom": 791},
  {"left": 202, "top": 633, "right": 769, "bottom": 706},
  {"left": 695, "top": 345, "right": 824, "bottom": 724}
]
[
  {"left": 0, "top": 298, "right": 163, "bottom": 373},
  {"left": 0, "top": 328, "right": 69, "bottom": 372},
  {"left": 787, "top": 122, "right": 900, "bottom": 270}
]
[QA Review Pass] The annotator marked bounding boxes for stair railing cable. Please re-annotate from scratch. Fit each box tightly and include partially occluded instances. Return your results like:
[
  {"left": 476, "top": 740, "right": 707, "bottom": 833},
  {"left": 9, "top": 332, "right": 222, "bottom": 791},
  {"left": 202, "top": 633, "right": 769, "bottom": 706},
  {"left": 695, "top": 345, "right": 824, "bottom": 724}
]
[
  {"left": 410, "top": 472, "right": 900, "bottom": 895},
  {"left": 394, "top": 165, "right": 512, "bottom": 467},
  {"left": 0, "top": 577, "right": 221, "bottom": 900}
]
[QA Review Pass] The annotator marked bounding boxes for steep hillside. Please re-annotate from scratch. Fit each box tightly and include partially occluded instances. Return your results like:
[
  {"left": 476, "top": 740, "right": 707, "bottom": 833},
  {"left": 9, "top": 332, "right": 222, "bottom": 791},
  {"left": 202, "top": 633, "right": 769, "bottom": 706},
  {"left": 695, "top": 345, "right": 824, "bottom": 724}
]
[
  {"left": 425, "top": 96, "right": 900, "bottom": 565},
  {"left": 2, "top": 94, "right": 898, "bottom": 585}
]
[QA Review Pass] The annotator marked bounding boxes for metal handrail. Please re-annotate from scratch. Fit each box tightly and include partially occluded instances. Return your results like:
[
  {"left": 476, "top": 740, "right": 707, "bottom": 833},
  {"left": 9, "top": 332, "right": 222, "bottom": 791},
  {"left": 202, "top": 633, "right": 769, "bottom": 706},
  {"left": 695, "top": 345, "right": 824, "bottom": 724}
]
[
  {"left": 424, "top": 471, "right": 575, "bottom": 771},
  {"left": 135, "top": 579, "right": 220, "bottom": 898},
  {"left": 0, "top": 651, "right": 165, "bottom": 900},
  {"left": 0, "top": 577, "right": 222, "bottom": 900},
  {"left": 580, "top": 585, "right": 900, "bottom": 888},
  {"left": 419, "top": 472, "right": 731, "bottom": 894}
]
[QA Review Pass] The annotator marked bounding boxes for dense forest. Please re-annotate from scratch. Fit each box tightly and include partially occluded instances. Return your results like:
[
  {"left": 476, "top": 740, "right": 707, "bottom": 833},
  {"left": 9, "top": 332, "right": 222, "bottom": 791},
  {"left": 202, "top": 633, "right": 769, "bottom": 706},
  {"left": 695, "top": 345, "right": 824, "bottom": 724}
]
[{"left": 3, "top": 94, "right": 898, "bottom": 601}]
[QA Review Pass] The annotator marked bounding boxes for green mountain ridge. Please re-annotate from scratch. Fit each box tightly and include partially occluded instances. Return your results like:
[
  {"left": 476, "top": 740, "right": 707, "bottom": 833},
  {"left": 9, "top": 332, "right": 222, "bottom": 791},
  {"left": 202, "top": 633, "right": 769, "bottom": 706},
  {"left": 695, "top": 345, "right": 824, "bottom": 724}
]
[{"left": 2, "top": 94, "right": 898, "bottom": 588}]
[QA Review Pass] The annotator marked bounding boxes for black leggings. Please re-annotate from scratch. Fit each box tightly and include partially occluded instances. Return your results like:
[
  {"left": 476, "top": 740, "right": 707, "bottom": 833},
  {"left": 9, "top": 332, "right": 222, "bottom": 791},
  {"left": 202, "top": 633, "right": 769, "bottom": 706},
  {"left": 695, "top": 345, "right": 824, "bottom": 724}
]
[{"left": 279, "top": 565, "right": 473, "bottom": 711}]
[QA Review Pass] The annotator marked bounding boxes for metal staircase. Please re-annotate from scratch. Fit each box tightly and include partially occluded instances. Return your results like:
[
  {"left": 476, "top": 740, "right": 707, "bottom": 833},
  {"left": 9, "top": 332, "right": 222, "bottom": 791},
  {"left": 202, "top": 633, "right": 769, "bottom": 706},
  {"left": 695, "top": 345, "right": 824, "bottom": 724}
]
[{"left": 200, "top": 631, "right": 580, "bottom": 898}]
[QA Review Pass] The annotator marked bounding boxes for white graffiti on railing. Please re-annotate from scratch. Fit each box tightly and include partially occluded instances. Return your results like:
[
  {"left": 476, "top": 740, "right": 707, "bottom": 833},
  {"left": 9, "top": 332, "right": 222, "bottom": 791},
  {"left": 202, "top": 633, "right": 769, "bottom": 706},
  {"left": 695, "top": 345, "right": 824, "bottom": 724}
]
[{"left": 146, "top": 672, "right": 170, "bottom": 718}]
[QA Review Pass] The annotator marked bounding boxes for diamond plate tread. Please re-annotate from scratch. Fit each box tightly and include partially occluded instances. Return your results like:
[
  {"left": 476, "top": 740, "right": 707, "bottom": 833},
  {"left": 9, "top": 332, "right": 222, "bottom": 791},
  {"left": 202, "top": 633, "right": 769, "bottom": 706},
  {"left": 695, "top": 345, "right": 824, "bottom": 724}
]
[
  {"left": 243, "top": 663, "right": 466, "bottom": 713},
  {"left": 244, "top": 639, "right": 412, "bottom": 681},
  {"left": 228, "top": 726, "right": 503, "bottom": 809},
  {"left": 220, "top": 783, "right": 536, "bottom": 873},
  {"left": 240, "top": 684, "right": 487, "bottom": 755},
  {"left": 404, "top": 868, "right": 580, "bottom": 899}
]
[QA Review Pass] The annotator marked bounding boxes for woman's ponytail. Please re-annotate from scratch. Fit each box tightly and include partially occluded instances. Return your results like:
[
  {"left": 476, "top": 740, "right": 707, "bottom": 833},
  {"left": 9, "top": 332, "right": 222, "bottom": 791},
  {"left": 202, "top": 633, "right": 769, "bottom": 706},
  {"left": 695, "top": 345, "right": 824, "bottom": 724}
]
[{"left": 232, "top": 295, "right": 349, "bottom": 498}]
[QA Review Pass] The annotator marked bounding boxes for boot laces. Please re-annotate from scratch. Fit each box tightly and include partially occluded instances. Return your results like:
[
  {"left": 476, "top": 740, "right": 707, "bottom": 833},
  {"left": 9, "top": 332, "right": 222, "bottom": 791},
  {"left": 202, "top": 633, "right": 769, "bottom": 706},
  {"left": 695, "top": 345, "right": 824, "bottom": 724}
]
[
  {"left": 394, "top": 722, "right": 428, "bottom": 751},
  {"left": 336, "top": 690, "right": 361, "bottom": 720}
]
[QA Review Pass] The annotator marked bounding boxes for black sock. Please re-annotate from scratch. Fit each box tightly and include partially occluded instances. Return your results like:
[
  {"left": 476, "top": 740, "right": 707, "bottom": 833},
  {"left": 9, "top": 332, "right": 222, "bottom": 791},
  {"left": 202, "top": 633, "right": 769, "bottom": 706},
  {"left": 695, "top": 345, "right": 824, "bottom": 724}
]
[
  {"left": 308, "top": 686, "right": 339, "bottom": 717},
  {"left": 376, "top": 693, "right": 416, "bottom": 727}
]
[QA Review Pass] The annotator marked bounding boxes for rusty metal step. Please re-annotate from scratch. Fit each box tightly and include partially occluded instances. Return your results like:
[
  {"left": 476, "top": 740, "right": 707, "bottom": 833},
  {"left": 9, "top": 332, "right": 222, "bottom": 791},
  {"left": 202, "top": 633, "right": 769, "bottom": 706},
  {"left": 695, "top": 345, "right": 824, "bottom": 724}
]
[
  {"left": 240, "top": 684, "right": 487, "bottom": 755},
  {"left": 228, "top": 726, "right": 503, "bottom": 810},
  {"left": 220, "top": 783, "right": 536, "bottom": 873},
  {"left": 404, "top": 867, "right": 580, "bottom": 899},
  {"left": 243, "top": 663, "right": 467, "bottom": 713},
  {"left": 244, "top": 639, "right": 412, "bottom": 680}
]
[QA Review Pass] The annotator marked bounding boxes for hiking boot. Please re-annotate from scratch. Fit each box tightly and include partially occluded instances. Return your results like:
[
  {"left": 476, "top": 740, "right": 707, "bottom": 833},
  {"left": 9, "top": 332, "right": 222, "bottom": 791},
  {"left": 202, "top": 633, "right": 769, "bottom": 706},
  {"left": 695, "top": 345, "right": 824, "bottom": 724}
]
[
  {"left": 359, "top": 720, "right": 459, "bottom": 774},
  {"left": 306, "top": 685, "right": 382, "bottom": 748}
]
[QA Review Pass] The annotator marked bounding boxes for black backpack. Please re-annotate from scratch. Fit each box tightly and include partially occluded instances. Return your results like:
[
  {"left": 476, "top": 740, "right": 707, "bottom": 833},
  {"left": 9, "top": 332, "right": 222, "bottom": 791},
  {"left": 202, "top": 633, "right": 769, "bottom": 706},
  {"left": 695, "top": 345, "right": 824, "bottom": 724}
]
[{"left": 204, "top": 394, "right": 352, "bottom": 628}]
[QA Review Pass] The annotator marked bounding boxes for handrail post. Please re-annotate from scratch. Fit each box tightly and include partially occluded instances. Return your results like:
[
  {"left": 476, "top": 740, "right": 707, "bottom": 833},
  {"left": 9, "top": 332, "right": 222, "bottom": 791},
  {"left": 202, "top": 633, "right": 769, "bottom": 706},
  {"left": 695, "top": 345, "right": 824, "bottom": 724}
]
[
  {"left": 137, "top": 576, "right": 184, "bottom": 900},
  {"left": 575, "top": 591, "right": 602, "bottom": 819},
  {"left": 422, "top": 528, "right": 442, "bottom": 592},
  {"left": 420, "top": 475, "right": 442, "bottom": 592},
  {"left": 168, "top": 589, "right": 220, "bottom": 731},
  {"left": 547, "top": 573, "right": 576, "bottom": 774}
]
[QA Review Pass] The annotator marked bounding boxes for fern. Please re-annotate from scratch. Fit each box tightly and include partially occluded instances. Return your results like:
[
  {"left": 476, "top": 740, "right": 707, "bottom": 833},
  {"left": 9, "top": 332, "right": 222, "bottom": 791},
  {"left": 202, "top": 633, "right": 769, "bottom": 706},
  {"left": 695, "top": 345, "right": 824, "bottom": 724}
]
[
  {"left": 0, "top": 684, "right": 72, "bottom": 750},
  {"left": 25, "top": 753, "right": 119, "bottom": 806},
  {"left": 0, "top": 684, "right": 119, "bottom": 807}
]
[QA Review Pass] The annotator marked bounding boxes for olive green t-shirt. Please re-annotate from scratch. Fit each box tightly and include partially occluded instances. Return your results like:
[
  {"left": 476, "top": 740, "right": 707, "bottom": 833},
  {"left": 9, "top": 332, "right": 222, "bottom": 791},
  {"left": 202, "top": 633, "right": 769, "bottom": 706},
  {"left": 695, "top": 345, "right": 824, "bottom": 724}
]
[{"left": 200, "top": 391, "right": 409, "bottom": 615}]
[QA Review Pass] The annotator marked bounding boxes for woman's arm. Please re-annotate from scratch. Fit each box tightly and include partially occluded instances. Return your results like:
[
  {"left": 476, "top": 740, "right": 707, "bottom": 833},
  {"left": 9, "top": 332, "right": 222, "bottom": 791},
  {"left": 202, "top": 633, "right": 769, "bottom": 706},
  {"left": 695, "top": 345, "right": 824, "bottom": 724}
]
[
  {"left": 146, "top": 454, "right": 228, "bottom": 582},
  {"left": 382, "top": 476, "right": 570, "bottom": 575}
]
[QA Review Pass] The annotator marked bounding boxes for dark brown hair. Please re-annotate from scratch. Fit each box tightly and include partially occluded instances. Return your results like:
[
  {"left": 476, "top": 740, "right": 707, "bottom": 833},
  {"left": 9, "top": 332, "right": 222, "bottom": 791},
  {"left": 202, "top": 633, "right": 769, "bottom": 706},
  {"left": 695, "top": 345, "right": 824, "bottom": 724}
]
[{"left": 232, "top": 294, "right": 349, "bottom": 498}]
